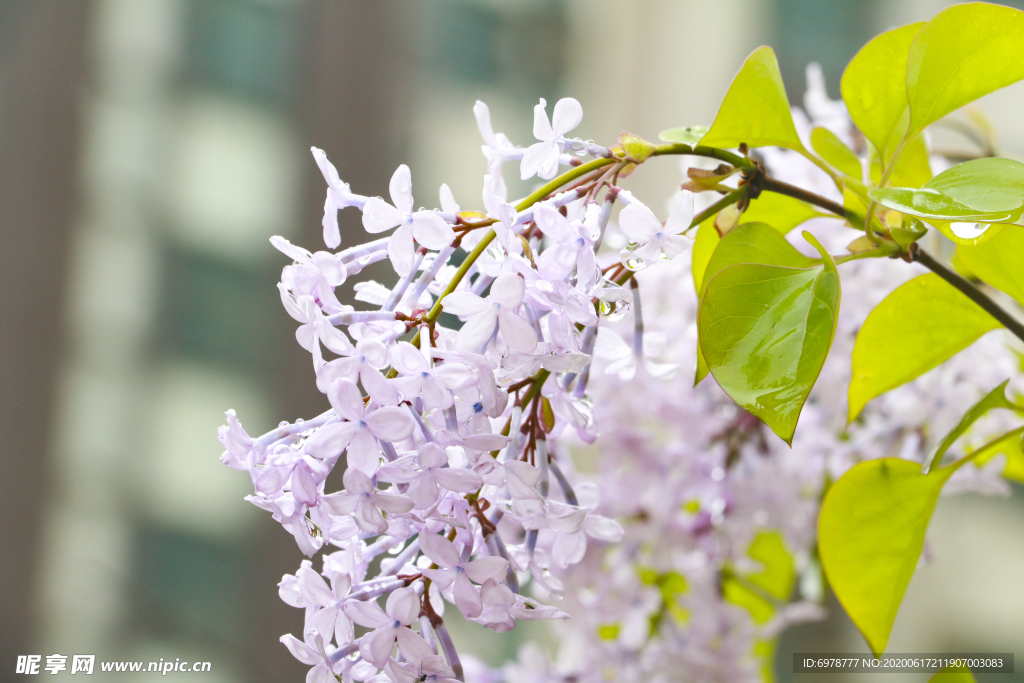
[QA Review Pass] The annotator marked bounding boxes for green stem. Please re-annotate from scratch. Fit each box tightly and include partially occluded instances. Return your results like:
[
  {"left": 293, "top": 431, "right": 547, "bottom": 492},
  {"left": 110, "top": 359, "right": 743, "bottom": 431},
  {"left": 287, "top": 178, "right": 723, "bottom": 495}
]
[
  {"left": 833, "top": 244, "right": 899, "bottom": 265},
  {"left": 913, "top": 245, "right": 1024, "bottom": 344},
  {"left": 652, "top": 143, "right": 753, "bottom": 169},
  {"left": 684, "top": 187, "right": 748, "bottom": 235}
]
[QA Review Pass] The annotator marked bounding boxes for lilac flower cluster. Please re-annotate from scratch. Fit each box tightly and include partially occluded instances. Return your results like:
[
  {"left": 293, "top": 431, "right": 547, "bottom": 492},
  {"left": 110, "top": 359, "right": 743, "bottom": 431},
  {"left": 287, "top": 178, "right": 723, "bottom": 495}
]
[{"left": 218, "top": 97, "right": 665, "bottom": 683}]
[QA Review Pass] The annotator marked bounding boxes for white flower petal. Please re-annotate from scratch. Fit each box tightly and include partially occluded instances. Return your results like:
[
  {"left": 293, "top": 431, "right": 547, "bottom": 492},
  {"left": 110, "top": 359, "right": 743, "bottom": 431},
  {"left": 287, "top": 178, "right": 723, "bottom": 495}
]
[
  {"left": 411, "top": 211, "right": 456, "bottom": 250},
  {"left": 362, "top": 197, "right": 403, "bottom": 233},
  {"left": 455, "top": 307, "right": 499, "bottom": 353},
  {"left": 389, "top": 164, "right": 414, "bottom": 215},
  {"left": 532, "top": 97, "right": 552, "bottom": 141},
  {"left": 388, "top": 225, "right": 416, "bottom": 277},
  {"left": 550, "top": 97, "right": 583, "bottom": 137},
  {"left": 365, "top": 406, "right": 415, "bottom": 442},
  {"left": 618, "top": 202, "right": 662, "bottom": 242},
  {"left": 665, "top": 190, "right": 695, "bottom": 234},
  {"left": 498, "top": 309, "right": 538, "bottom": 353},
  {"left": 490, "top": 273, "right": 526, "bottom": 309},
  {"left": 440, "top": 291, "right": 489, "bottom": 316},
  {"left": 328, "top": 379, "right": 366, "bottom": 422},
  {"left": 419, "top": 532, "right": 461, "bottom": 569}
]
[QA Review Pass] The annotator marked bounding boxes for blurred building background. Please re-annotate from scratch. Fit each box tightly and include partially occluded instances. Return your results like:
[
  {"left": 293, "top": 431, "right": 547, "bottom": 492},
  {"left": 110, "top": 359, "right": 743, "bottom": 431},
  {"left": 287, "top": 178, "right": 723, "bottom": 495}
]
[{"left": 0, "top": 1, "right": 1021, "bottom": 681}]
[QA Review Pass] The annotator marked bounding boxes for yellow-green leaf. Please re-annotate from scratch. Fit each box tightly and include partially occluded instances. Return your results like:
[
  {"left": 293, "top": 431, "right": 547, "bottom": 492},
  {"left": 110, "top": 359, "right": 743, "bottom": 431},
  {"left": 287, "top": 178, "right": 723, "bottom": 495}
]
[
  {"left": 741, "top": 191, "right": 823, "bottom": 234},
  {"left": 746, "top": 531, "right": 795, "bottom": 600},
  {"left": 691, "top": 217, "right": 719, "bottom": 386},
  {"left": 870, "top": 157, "right": 1024, "bottom": 224},
  {"left": 841, "top": 22, "right": 924, "bottom": 163},
  {"left": 699, "top": 232, "right": 838, "bottom": 443},
  {"left": 619, "top": 132, "right": 657, "bottom": 163},
  {"left": 723, "top": 575, "right": 774, "bottom": 624},
  {"left": 889, "top": 132, "right": 932, "bottom": 189},
  {"left": 699, "top": 46, "right": 805, "bottom": 152},
  {"left": 691, "top": 216, "right": 720, "bottom": 295},
  {"left": 971, "top": 430, "right": 1024, "bottom": 483},
  {"left": 810, "top": 126, "right": 862, "bottom": 179},
  {"left": 659, "top": 126, "right": 709, "bottom": 145},
  {"left": 907, "top": 3, "right": 1024, "bottom": 138},
  {"left": 930, "top": 665, "right": 975, "bottom": 683},
  {"left": 957, "top": 227, "right": 1024, "bottom": 306},
  {"left": 826, "top": 380, "right": 1024, "bottom": 657},
  {"left": 848, "top": 273, "right": 999, "bottom": 421},
  {"left": 820, "top": 458, "right": 953, "bottom": 656},
  {"left": 933, "top": 220, "right": 1008, "bottom": 246},
  {"left": 925, "top": 381, "right": 1022, "bottom": 472}
]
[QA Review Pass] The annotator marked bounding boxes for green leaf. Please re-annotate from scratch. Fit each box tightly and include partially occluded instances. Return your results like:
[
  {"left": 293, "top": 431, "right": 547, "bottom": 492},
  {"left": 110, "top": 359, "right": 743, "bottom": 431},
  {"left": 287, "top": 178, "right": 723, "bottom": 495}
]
[
  {"left": 971, "top": 430, "right": 1024, "bottom": 483},
  {"left": 619, "top": 132, "right": 657, "bottom": 163},
  {"left": 933, "top": 220, "right": 1008, "bottom": 246},
  {"left": 722, "top": 575, "right": 774, "bottom": 624},
  {"left": 957, "top": 227, "right": 1024, "bottom": 307},
  {"left": 699, "top": 46, "right": 806, "bottom": 152},
  {"left": 869, "top": 158, "right": 1024, "bottom": 223},
  {"left": 825, "top": 382, "right": 1024, "bottom": 655},
  {"left": 699, "top": 223, "right": 816, "bottom": 303},
  {"left": 841, "top": 22, "right": 924, "bottom": 163},
  {"left": 691, "top": 217, "right": 719, "bottom": 386},
  {"left": 659, "top": 125, "right": 708, "bottom": 145},
  {"left": 741, "top": 191, "right": 823, "bottom": 234},
  {"left": 889, "top": 132, "right": 932, "bottom": 189},
  {"left": 723, "top": 531, "right": 794, "bottom": 624},
  {"left": 929, "top": 665, "right": 975, "bottom": 683},
  {"left": 848, "top": 273, "right": 999, "bottom": 420},
  {"left": 907, "top": 3, "right": 1024, "bottom": 138},
  {"left": 819, "top": 458, "right": 953, "bottom": 656},
  {"left": 925, "top": 380, "right": 1022, "bottom": 473},
  {"left": 694, "top": 220, "right": 810, "bottom": 386},
  {"left": 746, "top": 530, "right": 795, "bottom": 600},
  {"left": 698, "top": 231, "right": 839, "bottom": 443},
  {"left": 810, "top": 127, "right": 862, "bottom": 179}
]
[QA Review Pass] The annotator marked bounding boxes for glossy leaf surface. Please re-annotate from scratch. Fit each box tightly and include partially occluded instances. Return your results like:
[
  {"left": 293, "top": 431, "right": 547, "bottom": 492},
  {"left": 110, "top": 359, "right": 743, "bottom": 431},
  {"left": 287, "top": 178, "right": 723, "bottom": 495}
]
[
  {"left": 699, "top": 46, "right": 806, "bottom": 152},
  {"left": 957, "top": 227, "right": 1024, "bottom": 307},
  {"left": 907, "top": 3, "right": 1024, "bottom": 137},
  {"left": 840, "top": 22, "right": 924, "bottom": 162},
  {"left": 698, "top": 232, "right": 838, "bottom": 444},
  {"left": 810, "top": 127, "right": 862, "bottom": 179},
  {"left": 848, "top": 274, "right": 999, "bottom": 421},
  {"left": 819, "top": 458, "right": 952, "bottom": 656},
  {"left": 869, "top": 158, "right": 1024, "bottom": 223}
]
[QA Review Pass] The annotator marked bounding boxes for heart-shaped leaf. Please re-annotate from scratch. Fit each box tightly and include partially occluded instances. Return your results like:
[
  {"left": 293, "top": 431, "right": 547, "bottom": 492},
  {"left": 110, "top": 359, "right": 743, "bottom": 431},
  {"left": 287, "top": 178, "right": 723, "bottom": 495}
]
[
  {"left": 841, "top": 22, "right": 924, "bottom": 163},
  {"left": 869, "top": 158, "right": 1024, "bottom": 223},
  {"left": 694, "top": 223, "right": 815, "bottom": 386},
  {"left": 848, "top": 273, "right": 999, "bottom": 421},
  {"left": 957, "top": 227, "right": 1024, "bottom": 308},
  {"left": 907, "top": 3, "right": 1024, "bottom": 138},
  {"left": 699, "top": 46, "right": 806, "bottom": 153},
  {"left": 823, "top": 382, "right": 1022, "bottom": 655},
  {"left": 819, "top": 458, "right": 953, "bottom": 656},
  {"left": 698, "top": 231, "right": 839, "bottom": 443}
]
